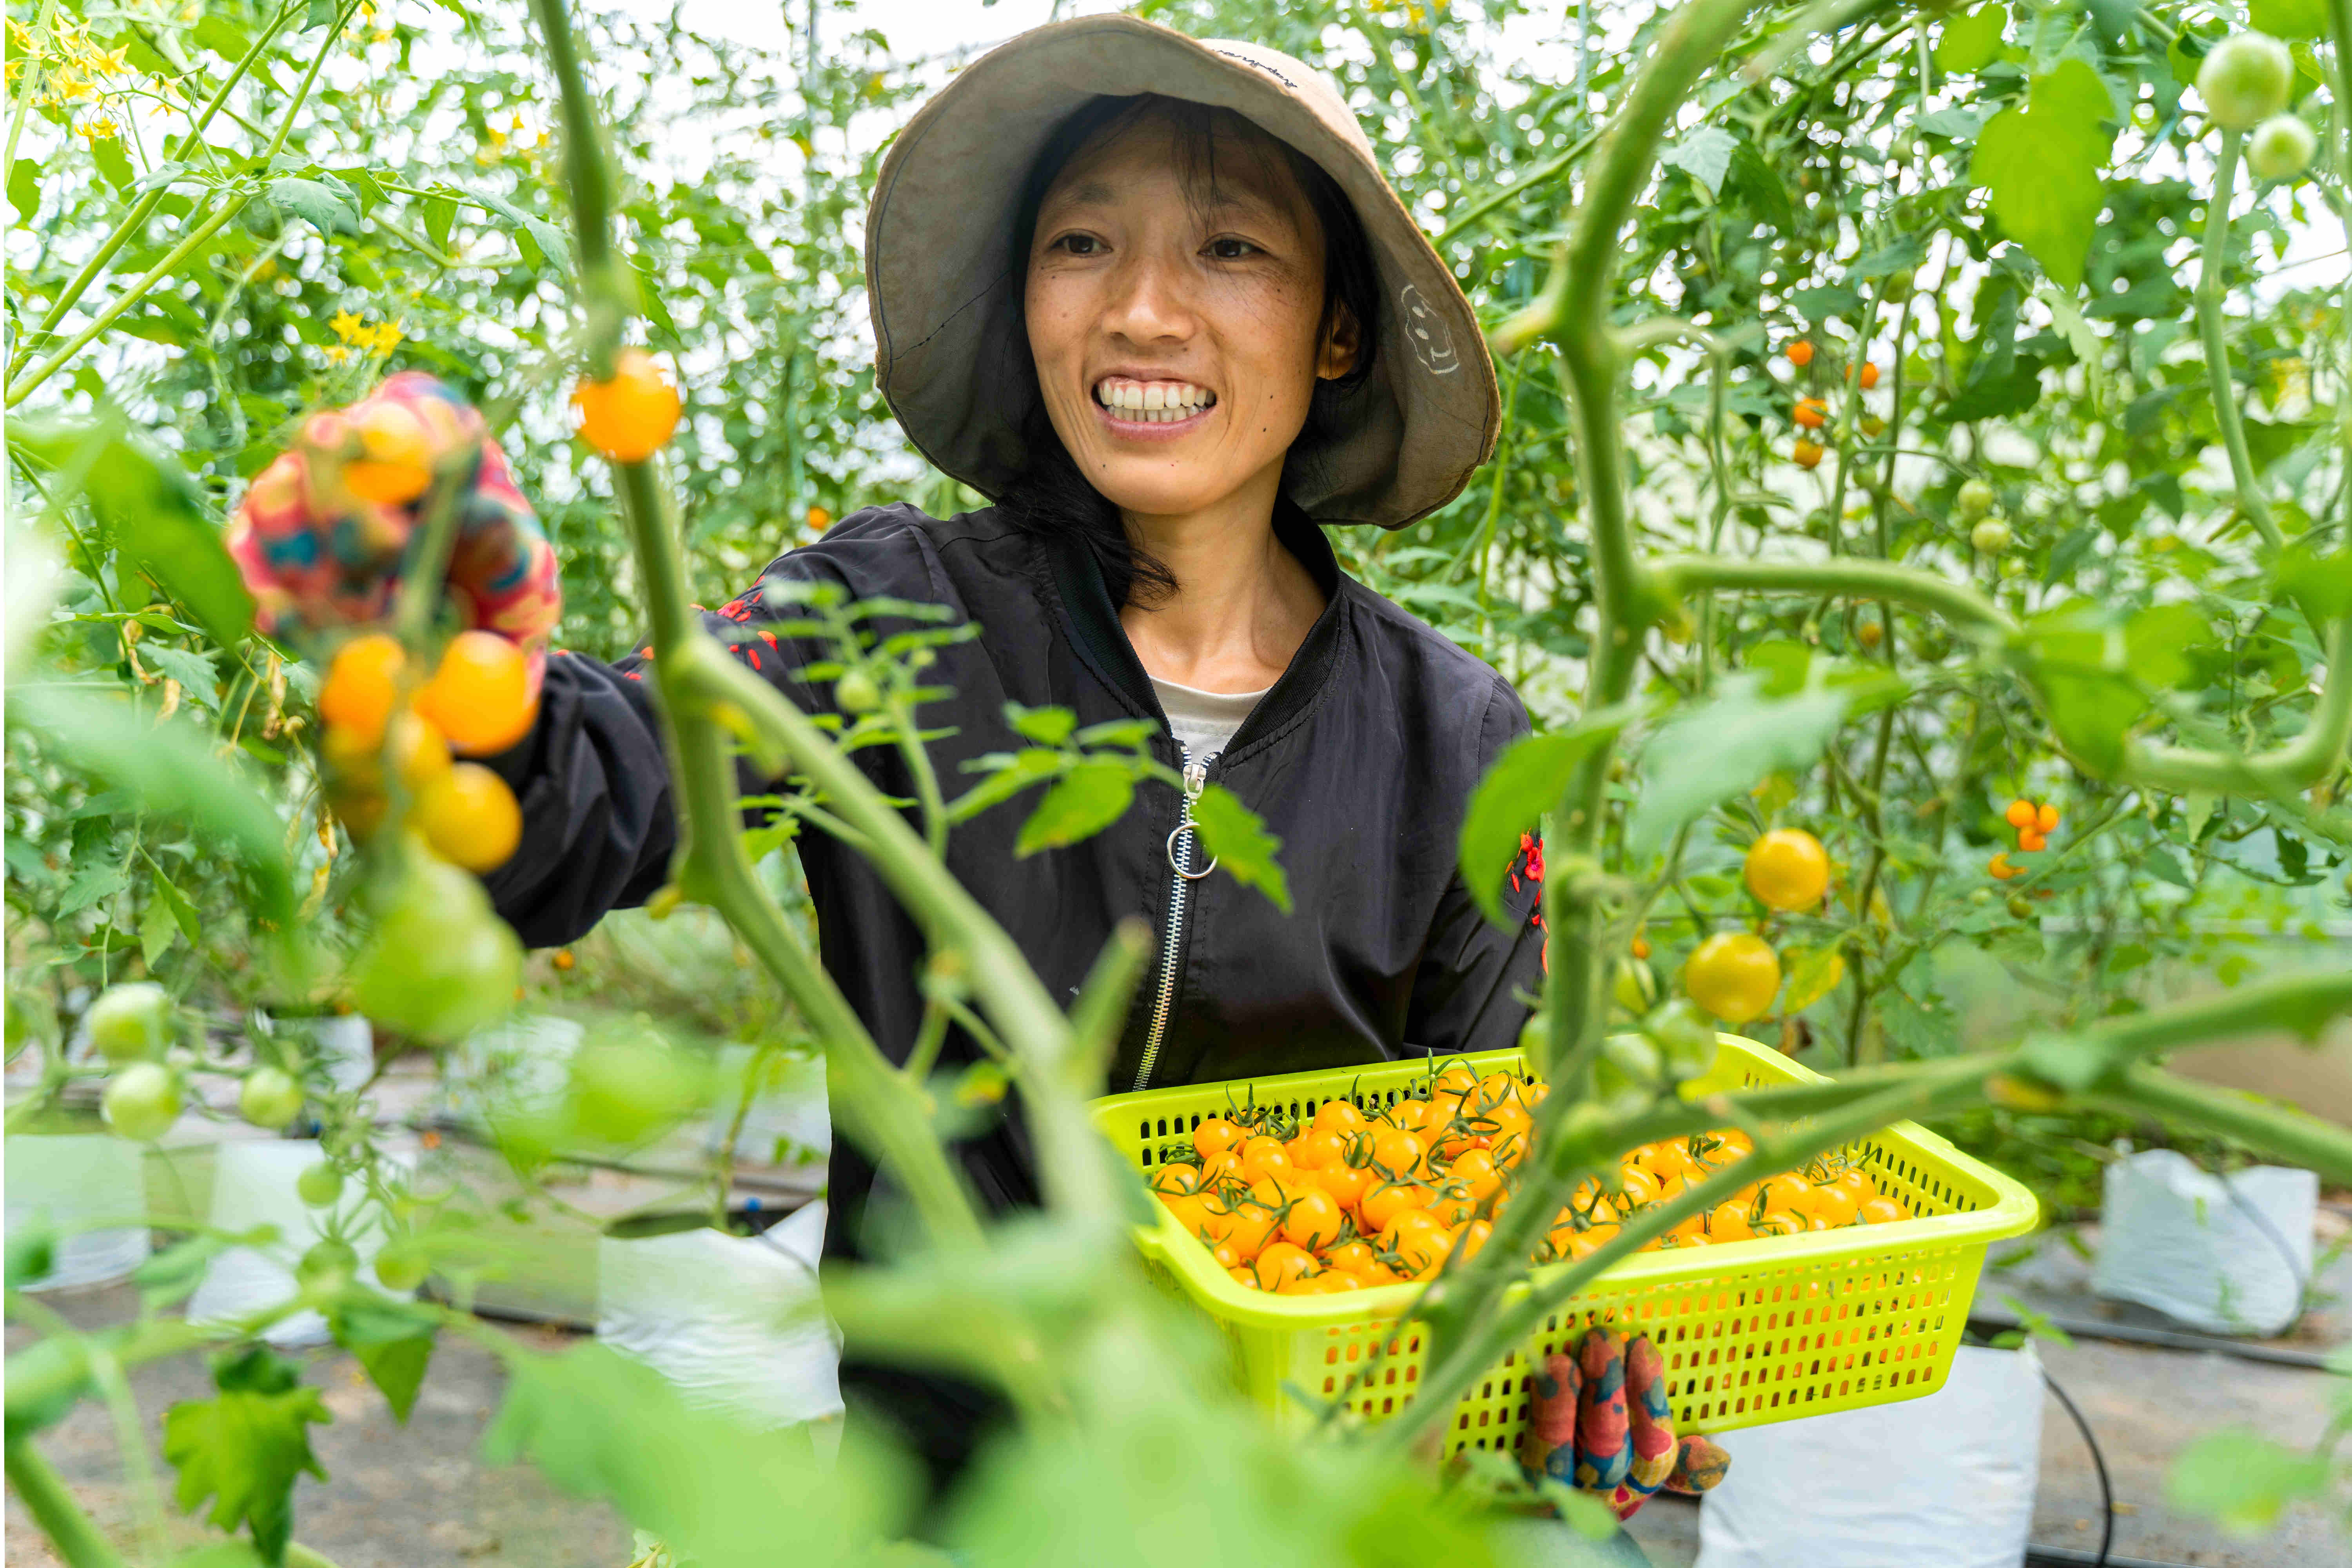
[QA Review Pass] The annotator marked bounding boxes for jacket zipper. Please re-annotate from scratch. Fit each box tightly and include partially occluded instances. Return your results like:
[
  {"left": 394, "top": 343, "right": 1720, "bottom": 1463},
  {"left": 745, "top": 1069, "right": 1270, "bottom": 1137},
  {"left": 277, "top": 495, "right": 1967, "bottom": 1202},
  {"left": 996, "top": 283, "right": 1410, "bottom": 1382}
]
[{"left": 1132, "top": 748, "right": 1210, "bottom": 1093}]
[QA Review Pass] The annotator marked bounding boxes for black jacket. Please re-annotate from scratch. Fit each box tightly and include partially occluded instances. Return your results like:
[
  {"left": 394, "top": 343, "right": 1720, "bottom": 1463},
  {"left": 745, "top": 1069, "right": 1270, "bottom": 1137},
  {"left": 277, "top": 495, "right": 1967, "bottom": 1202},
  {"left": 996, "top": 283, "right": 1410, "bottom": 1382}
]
[{"left": 481, "top": 499, "right": 1546, "bottom": 1243}]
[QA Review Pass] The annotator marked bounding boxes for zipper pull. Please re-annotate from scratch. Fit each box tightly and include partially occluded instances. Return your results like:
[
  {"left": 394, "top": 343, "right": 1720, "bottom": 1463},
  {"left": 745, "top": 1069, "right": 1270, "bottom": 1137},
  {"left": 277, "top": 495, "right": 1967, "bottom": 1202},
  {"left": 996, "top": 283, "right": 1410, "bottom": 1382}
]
[{"left": 1182, "top": 759, "right": 1207, "bottom": 799}]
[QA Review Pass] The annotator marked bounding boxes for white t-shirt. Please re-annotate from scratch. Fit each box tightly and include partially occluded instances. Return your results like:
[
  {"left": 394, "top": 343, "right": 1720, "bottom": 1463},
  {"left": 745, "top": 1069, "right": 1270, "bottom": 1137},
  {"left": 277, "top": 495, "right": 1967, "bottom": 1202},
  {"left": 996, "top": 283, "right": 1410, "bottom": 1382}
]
[{"left": 1151, "top": 675, "right": 1270, "bottom": 762}]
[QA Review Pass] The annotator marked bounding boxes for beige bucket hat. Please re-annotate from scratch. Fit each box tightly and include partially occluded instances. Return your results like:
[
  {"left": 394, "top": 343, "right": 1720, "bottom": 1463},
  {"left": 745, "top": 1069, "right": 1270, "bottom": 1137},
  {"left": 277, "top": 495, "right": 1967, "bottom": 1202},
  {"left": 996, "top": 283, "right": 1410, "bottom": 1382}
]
[{"left": 865, "top": 15, "right": 1499, "bottom": 530}]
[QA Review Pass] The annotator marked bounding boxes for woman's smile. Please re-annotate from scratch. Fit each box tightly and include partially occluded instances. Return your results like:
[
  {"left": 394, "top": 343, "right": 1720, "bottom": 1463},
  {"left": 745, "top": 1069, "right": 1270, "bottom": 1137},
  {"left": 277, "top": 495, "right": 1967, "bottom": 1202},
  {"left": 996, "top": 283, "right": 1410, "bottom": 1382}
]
[{"left": 1093, "top": 374, "right": 1220, "bottom": 438}]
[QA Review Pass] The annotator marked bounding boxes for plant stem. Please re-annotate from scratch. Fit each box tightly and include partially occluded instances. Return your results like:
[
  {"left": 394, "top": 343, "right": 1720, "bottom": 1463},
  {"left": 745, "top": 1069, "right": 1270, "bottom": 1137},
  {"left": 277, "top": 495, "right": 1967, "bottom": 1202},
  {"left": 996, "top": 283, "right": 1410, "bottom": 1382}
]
[
  {"left": 5, "top": 193, "right": 254, "bottom": 408},
  {"left": 8, "top": 0, "right": 301, "bottom": 375},
  {"left": 2193, "top": 128, "right": 2280, "bottom": 549},
  {"left": 1657, "top": 554, "right": 2019, "bottom": 639},
  {"left": 2097, "top": 1065, "right": 2352, "bottom": 1187},
  {"left": 2120, "top": 619, "right": 2352, "bottom": 794},
  {"left": 524, "top": 0, "right": 984, "bottom": 1250},
  {"left": 5, "top": 1439, "right": 127, "bottom": 1568}
]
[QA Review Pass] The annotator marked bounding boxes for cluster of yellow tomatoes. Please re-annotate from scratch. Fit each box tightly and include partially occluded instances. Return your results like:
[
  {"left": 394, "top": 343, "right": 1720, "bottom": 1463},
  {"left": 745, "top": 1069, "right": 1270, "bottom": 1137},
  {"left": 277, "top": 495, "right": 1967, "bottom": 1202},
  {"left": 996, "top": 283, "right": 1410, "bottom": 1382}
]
[
  {"left": 1987, "top": 798, "right": 2062, "bottom": 881},
  {"left": 318, "top": 631, "right": 532, "bottom": 871},
  {"left": 1670, "top": 827, "right": 1829, "bottom": 1027},
  {"left": 1149, "top": 1062, "right": 1913, "bottom": 1296}
]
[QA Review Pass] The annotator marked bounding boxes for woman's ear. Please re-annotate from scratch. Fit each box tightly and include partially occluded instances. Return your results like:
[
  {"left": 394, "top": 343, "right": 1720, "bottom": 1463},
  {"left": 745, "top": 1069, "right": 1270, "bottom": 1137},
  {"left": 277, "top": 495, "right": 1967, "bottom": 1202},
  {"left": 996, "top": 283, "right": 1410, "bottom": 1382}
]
[{"left": 1316, "top": 301, "right": 1361, "bottom": 382}]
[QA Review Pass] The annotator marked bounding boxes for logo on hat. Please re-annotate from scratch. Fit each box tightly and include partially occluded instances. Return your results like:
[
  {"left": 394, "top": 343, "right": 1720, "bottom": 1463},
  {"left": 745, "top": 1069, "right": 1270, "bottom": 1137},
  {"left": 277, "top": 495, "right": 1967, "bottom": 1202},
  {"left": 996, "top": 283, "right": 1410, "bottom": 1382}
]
[{"left": 1399, "top": 283, "right": 1459, "bottom": 376}]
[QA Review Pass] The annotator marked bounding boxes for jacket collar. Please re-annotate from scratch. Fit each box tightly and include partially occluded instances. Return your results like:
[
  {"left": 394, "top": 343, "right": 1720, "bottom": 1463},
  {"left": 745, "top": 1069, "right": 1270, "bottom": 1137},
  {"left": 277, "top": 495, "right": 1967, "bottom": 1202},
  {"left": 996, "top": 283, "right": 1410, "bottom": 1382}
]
[{"left": 1040, "top": 498, "right": 1348, "bottom": 762}]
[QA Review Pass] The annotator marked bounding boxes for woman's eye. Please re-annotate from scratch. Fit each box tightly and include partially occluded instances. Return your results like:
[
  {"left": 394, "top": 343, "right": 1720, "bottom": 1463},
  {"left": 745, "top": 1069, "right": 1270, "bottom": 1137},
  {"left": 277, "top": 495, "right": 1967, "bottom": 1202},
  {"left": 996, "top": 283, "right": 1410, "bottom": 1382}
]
[
  {"left": 1206, "top": 237, "right": 1259, "bottom": 260},
  {"left": 1054, "top": 234, "right": 1103, "bottom": 256}
]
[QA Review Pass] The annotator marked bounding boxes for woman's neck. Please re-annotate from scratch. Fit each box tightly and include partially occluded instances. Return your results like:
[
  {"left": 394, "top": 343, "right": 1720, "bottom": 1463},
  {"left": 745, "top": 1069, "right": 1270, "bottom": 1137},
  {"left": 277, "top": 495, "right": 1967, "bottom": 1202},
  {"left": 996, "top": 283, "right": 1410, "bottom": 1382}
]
[{"left": 1117, "top": 478, "right": 1326, "bottom": 695}]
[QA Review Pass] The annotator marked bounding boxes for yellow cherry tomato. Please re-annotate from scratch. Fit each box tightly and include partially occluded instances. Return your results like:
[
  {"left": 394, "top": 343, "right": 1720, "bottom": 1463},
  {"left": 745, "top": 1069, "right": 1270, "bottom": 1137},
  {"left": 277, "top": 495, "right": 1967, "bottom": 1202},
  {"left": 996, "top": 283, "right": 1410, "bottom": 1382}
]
[
  {"left": 1684, "top": 931, "right": 1782, "bottom": 1024},
  {"left": 1744, "top": 828, "right": 1830, "bottom": 911},
  {"left": 572, "top": 348, "right": 682, "bottom": 463}
]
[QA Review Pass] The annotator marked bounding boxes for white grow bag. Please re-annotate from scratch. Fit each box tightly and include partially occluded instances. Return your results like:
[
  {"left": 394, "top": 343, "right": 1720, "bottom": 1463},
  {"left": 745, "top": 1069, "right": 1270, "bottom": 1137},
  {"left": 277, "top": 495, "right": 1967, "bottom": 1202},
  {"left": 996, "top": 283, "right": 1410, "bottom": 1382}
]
[
  {"left": 1697, "top": 1343, "right": 2043, "bottom": 1568},
  {"left": 2092, "top": 1148, "right": 2314, "bottom": 1338},
  {"left": 183, "top": 1139, "right": 414, "bottom": 1347}
]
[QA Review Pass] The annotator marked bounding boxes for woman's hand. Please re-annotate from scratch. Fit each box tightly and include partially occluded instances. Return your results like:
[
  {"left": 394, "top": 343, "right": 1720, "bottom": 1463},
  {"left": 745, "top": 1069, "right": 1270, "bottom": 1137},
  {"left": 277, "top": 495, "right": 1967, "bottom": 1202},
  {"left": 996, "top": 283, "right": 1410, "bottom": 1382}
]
[
  {"left": 1519, "top": 1327, "right": 1730, "bottom": 1521},
  {"left": 226, "top": 371, "right": 562, "bottom": 679}
]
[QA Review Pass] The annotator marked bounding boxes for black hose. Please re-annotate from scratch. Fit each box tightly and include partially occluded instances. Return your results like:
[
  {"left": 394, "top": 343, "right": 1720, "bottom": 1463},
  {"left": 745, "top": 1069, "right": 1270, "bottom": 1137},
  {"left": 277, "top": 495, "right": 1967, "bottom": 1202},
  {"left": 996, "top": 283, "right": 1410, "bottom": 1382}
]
[{"left": 2040, "top": 1366, "right": 2114, "bottom": 1568}]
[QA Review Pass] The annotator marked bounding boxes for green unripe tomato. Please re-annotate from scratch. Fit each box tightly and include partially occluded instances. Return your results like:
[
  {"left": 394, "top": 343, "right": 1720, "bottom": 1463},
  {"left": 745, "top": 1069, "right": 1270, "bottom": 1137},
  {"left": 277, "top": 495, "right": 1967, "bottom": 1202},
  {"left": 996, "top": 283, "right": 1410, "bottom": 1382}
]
[
  {"left": 1955, "top": 479, "right": 1995, "bottom": 521},
  {"left": 1969, "top": 887, "right": 1993, "bottom": 905},
  {"left": 87, "top": 982, "right": 172, "bottom": 1063},
  {"left": 352, "top": 854, "right": 523, "bottom": 1044},
  {"left": 2197, "top": 33, "right": 2293, "bottom": 132},
  {"left": 238, "top": 1066, "right": 305, "bottom": 1130},
  {"left": 297, "top": 1238, "right": 359, "bottom": 1290},
  {"left": 1518, "top": 1013, "right": 1550, "bottom": 1058},
  {"left": 1883, "top": 266, "right": 1916, "bottom": 301},
  {"left": 833, "top": 669, "right": 881, "bottom": 714},
  {"left": 1594, "top": 1033, "right": 1662, "bottom": 1100},
  {"left": 296, "top": 1162, "right": 345, "bottom": 1208},
  {"left": 1642, "top": 998, "right": 1720, "bottom": 1079},
  {"left": 2247, "top": 114, "right": 2316, "bottom": 180},
  {"left": 373, "top": 1242, "right": 429, "bottom": 1292},
  {"left": 2007, "top": 893, "right": 2035, "bottom": 920},
  {"left": 102, "top": 1061, "right": 182, "bottom": 1141},
  {"left": 1971, "top": 518, "right": 2013, "bottom": 554},
  {"left": 1612, "top": 959, "right": 1660, "bottom": 1015}
]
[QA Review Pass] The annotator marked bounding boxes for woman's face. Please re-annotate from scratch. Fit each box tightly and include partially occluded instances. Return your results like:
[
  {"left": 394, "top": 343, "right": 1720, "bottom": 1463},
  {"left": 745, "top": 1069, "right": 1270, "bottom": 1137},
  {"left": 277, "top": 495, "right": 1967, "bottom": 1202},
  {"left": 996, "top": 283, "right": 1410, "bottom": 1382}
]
[{"left": 1024, "top": 111, "right": 1356, "bottom": 523}]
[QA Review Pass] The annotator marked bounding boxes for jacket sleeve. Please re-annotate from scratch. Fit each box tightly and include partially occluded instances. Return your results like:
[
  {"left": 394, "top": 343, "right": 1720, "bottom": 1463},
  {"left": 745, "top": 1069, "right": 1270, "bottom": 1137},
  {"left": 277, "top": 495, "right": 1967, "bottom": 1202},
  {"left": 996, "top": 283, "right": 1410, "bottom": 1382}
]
[
  {"left": 1402, "top": 677, "right": 1547, "bottom": 1056},
  {"left": 477, "top": 552, "right": 849, "bottom": 949}
]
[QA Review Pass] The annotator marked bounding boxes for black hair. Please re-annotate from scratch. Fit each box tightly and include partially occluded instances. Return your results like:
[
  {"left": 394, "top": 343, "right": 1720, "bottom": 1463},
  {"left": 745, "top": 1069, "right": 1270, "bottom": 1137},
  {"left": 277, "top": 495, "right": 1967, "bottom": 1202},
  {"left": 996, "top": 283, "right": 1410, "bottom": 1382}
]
[{"left": 996, "top": 94, "right": 1381, "bottom": 607}]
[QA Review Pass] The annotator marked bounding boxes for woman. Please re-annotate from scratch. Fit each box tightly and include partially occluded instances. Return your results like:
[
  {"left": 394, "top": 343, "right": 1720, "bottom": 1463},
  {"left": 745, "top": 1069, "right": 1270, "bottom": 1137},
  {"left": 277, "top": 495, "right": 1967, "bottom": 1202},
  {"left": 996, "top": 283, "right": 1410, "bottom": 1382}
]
[{"left": 229, "top": 16, "right": 1715, "bottom": 1546}]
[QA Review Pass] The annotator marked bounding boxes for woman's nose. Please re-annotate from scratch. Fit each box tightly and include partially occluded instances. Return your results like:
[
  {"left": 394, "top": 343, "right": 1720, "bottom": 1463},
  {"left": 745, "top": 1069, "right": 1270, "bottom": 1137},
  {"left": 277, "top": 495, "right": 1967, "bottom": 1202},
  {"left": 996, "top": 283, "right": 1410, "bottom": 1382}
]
[{"left": 1099, "top": 250, "right": 1198, "bottom": 345}]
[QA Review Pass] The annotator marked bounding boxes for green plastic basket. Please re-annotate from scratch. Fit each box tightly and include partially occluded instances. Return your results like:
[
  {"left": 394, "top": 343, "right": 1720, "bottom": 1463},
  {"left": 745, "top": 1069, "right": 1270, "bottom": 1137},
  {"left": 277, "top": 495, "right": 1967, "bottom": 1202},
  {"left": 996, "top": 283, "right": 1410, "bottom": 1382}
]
[{"left": 1089, "top": 1035, "right": 2038, "bottom": 1454}]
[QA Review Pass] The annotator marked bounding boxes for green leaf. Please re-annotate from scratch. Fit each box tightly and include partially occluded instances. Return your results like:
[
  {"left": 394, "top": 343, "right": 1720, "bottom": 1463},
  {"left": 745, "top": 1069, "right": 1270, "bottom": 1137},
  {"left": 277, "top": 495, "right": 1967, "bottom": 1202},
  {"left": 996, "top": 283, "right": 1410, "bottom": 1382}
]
[
  {"left": 10, "top": 691, "right": 293, "bottom": 922},
  {"left": 1971, "top": 59, "right": 2118, "bottom": 290},
  {"left": 191, "top": 15, "right": 253, "bottom": 58},
  {"left": 2036, "top": 669, "right": 2145, "bottom": 777},
  {"left": 328, "top": 1299, "right": 437, "bottom": 1424},
  {"left": 139, "top": 877, "right": 181, "bottom": 967},
  {"left": 149, "top": 863, "right": 203, "bottom": 944},
  {"left": 2276, "top": 542, "right": 2352, "bottom": 623},
  {"left": 2167, "top": 1431, "right": 2330, "bottom": 1535},
  {"left": 8, "top": 417, "right": 254, "bottom": 647},
  {"left": 132, "top": 1231, "right": 242, "bottom": 1306},
  {"left": 9, "top": 158, "right": 39, "bottom": 223},
  {"left": 2123, "top": 603, "right": 2207, "bottom": 690},
  {"left": 1014, "top": 760, "right": 1134, "bottom": 855},
  {"left": 143, "top": 644, "right": 220, "bottom": 708},
  {"left": 1659, "top": 126, "right": 1736, "bottom": 196},
  {"left": 1628, "top": 675, "right": 1857, "bottom": 853},
  {"left": 2249, "top": 0, "right": 2328, "bottom": 37},
  {"left": 162, "top": 1350, "right": 331, "bottom": 1561},
  {"left": 947, "top": 748, "right": 1067, "bottom": 824},
  {"left": 1004, "top": 702, "right": 1076, "bottom": 746},
  {"left": 1455, "top": 706, "right": 1635, "bottom": 927},
  {"left": 421, "top": 192, "right": 457, "bottom": 253},
  {"left": 1780, "top": 945, "right": 1847, "bottom": 1014},
  {"left": 1935, "top": 6, "right": 2005, "bottom": 73},
  {"left": 91, "top": 135, "right": 134, "bottom": 192},
  {"left": 483, "top": 1341, "right": 913, "bottom": 1568},
  {"left": 302, "top": 0, "right": 336, "bottom": 29},
  {"left": 265, "top": 177, "right": 358, "bottom": 236},
  {"left": 1191, "top": 784, "right": 1291, "bottom": 913}
]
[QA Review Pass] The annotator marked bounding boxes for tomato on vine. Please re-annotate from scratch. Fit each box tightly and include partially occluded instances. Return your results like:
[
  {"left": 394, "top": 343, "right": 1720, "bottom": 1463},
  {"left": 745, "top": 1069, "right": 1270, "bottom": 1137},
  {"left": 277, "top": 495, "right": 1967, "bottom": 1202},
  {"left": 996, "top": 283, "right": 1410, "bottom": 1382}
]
[
  {"left": 417, "top": 631, "right": 536, "bottom": 756},
  {"left": 572, "top": 348, "right": 683, "bottom": 463},
  {"left": 1743, "top": 828, "right": 1829, "bottom": 911},
  {"left": 1683, "top": 931, "right": 1782, "bottom": 1024},
  {"left": 1793, "top": 437, "right": 1825, "bottom": 470},
  {"left": 416, "top": 762, "right": 523, "bottom": 873},
  {"left": 1784, "top": 341, "right": 1814, "bottom": 367},
  {"left": 102, "top": 1061, "right": 181, "bottom": 1141},
  {"left": 238, "top": 1065, "right": 305, "bottom": 1130},
  {"left": 1857, "top": 361, "right": 1879, "bottom": 389},
  {"left": 2195, "top": 32, "right": 2292, "bottom": 132},
  {"left": 1793, "top": 397, "right": 1828, "bottom": 429},
  {"left": 320, "top": 633, "right": 407, "bottom": 749},
  {"left": 87, "top": 982, "right": 172, "bottom": 1063},
  {"left": 343, "top": 399, "right": 435, "bottom": 505}
]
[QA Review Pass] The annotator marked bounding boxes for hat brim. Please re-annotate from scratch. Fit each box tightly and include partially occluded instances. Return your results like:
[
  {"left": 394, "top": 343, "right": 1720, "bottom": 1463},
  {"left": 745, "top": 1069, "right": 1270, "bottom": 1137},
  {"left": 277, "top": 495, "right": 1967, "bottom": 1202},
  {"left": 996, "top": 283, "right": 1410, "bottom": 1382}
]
[{"left": 865, "top": 16, "right": 1499, "bottom": 530}]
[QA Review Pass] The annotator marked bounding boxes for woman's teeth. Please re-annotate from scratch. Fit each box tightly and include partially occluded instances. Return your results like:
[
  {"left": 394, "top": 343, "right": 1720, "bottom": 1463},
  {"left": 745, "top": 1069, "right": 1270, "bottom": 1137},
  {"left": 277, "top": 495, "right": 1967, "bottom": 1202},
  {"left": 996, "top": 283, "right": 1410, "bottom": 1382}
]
[{"left": 1094, "top": 380, "right": 1216, "bottom": 423}]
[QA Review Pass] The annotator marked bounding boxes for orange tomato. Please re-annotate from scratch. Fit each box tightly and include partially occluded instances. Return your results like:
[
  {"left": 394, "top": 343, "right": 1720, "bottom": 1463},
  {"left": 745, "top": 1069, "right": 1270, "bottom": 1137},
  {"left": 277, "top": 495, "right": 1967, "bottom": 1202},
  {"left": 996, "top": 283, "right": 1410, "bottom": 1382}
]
[
  {"left": 416, "top": 762, "right": 522, "bottom": 873},
  {"left": 1194, "top": 1118, "right": 1245, "bottom": 1159},
  {"left": 1210, "top": 1241, "right": 1241, "bottom": 1271},
  {"left": 1199, "top": 1150, "right": 1241, "bottom": 1186},
  {"left": 1288, "top": 1129, "right": 1347, "bottom": 1170},
  {"left": 1615, "top": 1164, "right": 1662, "bottom": 1207},
  {"left": 319, "top": 634, "right": 407, "bottom": 748},
  {"left": 1858, "top": 361, "right": 1880, "bottom": 389},
  {"left": 1229, "top": 1266, "right": 1261, "bottom": 1289},
  {"left": 1312, "top": 1099, "right": 1366, "bottom": 1136},
  {"left": 1809, "top": 1183, "right": 1861, "bottom": 1226},
  {"left": 1565, "top": 1223, "right": 1620, "bottom": 1261},
  {"left": 1794, "top": 397, "right": 1829, "bottom": 429},
  {"left": 1224, "top": 1200, "right": 1279, "bottom": 1259},
  {"left": 1753, "top": 1210, "right": 1808, "bottom": 1238},
  {"left": 2036, "top": 802, "right": 2061, "bottom": 833},
  {"left": 1432, "top": 1063, "right": 1479, "bottom": 1098},
  {"left": 1150, "top": 1162, "right": 1202, "bottom": 1195},
  {"left": 1237, "top": 1138, "right": 1293, "bottom": 1185},
  {"left": 1359, "top": 1180, "right": 1434, "bottom": 1234},
  {"left": 1446, "top": 1148, "right": 1501, "bottom": 1199},
  {"left": 572, "top": 348, "right": 682, "bottom": 463},
  {"left": 1639, "top": 1141, "right": 1695, "bottom": 1181},
  {"left": 1786, "top": 340, "right": 1815, "bottom": 367},
  {"left": 1325, "top": 1240, "right": 1377, "bottom": 1272},
  {"left": 1427, "top": 1186, "right": 1479, "bottom": 1229},
  {"left": 1385, "top": 1099, "right": 1437, "bottom": 1136},
  {"left": 417, "top": 631, "right": 536, "bottom": 756},
  {"left": 1253, "top": 1241, "right": 1317, "bottom": 1291},
  {"left": 1368, "top": 1127, "right": 1425, "bottom": 1180},
  {"left": 1313, "top": 1162, "right": 1372, "bottom": 1213},
  {"left": 1280, "top": 1189, "right": 1345, "bottom": 1252},
  {"left": 1857, "top": 1196, "right": 1911, "bottom": 1225},
  {"left": 1160, "top": 1193, "right": 1210, "bottom": 1235},
  {"left": 1455, "top": 1220, "right": 1492, "bottom": 1261},
  {"left": 1319, "top": 1268, "right": 1368, "bottom": 1291},
  {"left": 1708, "top": 1201, "right": 1753, "bottom": 1242}
]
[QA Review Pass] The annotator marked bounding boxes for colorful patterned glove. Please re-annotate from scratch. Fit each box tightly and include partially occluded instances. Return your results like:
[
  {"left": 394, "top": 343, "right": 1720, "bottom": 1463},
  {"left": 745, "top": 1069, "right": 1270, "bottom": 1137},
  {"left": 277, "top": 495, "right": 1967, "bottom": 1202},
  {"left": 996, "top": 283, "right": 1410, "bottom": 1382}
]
[
  {"left": 1519, "top": 1327, "right": 1731, "bottom": 1521},
  {"left": 225, "top": 371, "right": 563, "bottom": 686}
]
